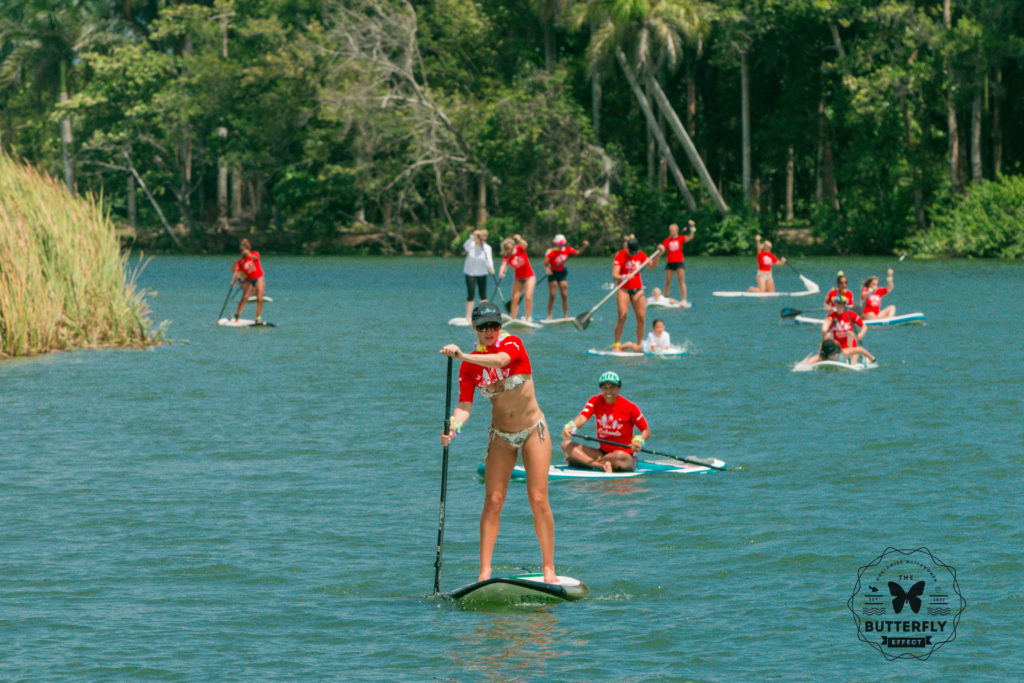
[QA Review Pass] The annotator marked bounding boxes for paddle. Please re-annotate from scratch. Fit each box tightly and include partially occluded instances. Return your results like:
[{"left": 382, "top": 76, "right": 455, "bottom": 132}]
[
  {"left": 216, "top": 281, "right": 237, "bottom": 321},
  {"left": 575, "top": 434, "right": 727, "bottom": 471},
  {"left": 433, "top": 357, "right": 454, "bottom": 595},
  {"left": 573, "top": 248, "right": 662, "bottom": 331},
  {"left": 783, "top": 260, "right": 820, "bottom": 294},
  {"left": 780, "top": 307, "right": 803, "bottom": 319},
  {"left": 489, "top": 272, "right": 507, "bottom": 306},
  {"left": 503, "top": 273, "right": 548, "bottom": 314}
]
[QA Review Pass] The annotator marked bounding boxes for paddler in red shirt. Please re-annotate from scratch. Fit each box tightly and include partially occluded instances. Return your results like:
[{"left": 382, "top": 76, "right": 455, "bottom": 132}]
[
  {"left": 747, "top": 234, "right": 785, "bottom": 293},
  {"left": 231, "top": 238, "right": 266, "bottom": 323},
  {"left": 662, "top": 220, "right": 695, "bottom": 306},
  {"left": 612, "top": 236, "right": 664, "bottom": 350},
  {"left": 822, "top": 295, "right": 875, "bottom": 365},
  {"left": 560, "top": 371, "right": 651, "bottom": 472}
]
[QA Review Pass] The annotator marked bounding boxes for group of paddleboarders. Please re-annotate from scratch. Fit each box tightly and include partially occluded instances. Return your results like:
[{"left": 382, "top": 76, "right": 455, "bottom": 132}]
[
  {"left": 439, "top": 302, "right": 653, "bottom": 583},
  {"left": 801, "top": 268, "right": 899, "bottom": 366}
]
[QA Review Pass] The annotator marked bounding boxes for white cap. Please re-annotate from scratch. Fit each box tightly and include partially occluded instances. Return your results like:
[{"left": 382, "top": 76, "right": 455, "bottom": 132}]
[{"left": 554, "top": 234, "right": 566, "bottom": 245}]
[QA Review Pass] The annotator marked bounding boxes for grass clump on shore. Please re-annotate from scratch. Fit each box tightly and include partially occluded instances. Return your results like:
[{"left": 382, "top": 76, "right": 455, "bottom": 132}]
[{"left": 0, "top": 154, "right": 158, "bottom": 357}]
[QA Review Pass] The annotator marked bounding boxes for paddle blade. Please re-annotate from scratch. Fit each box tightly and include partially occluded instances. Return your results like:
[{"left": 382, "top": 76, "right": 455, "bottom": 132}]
[
  {"left": 504, "top": 300, "right": 512, "bottom": 313},
  {"left": 572, "top": 312, "right": 591, "bottom": 331},
  {"left": 780, "top": 307, "right": 802, "bottom": 319}
]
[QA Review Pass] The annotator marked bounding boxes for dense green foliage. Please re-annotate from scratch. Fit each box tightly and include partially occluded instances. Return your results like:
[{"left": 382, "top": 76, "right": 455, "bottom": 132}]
[
  {"left": 2, "top": 0, "right": 1023, "bottom": 256},
  {"left": 907, "top": 174, "right": 1024, "bottom": 257}
]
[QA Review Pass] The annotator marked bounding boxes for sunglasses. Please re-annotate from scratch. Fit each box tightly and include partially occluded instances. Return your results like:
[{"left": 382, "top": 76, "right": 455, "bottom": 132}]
[{"left": 477, "top": 322, "right": 501, "bottom": 332}]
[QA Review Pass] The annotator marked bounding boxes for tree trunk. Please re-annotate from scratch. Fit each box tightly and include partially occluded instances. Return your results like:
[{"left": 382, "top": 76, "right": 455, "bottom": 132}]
[
  {"left": 217, "top": 131, "right": 229, "bottom": 226},
  {"left": 542, "top": 0, "right": 555, "bottom": 71},
  {"left": 476, "top": 175, "right": 488, "bottom": 226},
  {"left": 645, "top": 77, "right": 655, "bottom": 190},
  {"left": 232, "top": 166, "right": 243, "bottom": 219},
  {"left": 943, "top": 0, "right": 961, "bottom": 192},
  {"left": 614, "top": 51, "right": 697, "bottom": 211},
  {"left": 592, "top": 69, "right": 602, "bottom": 142},
  {"left": 636, "top": 52, "right": 729, "bottom": 215},
  {"left": 58, "top": 62, "right": 75, "bottom": 194},
  {"left": 817, "top": 97, "right": 839, "bottom": 211},
  {"left": 685, "top": 55, "right": 696, "bottom": 137},
  {"left": 785, "top": 146, "right": 794, "bottom": 222},
  {"left": 992, "top": 67, "right": 1002, "bottom": 175},
  {"left": 899, "top": 95, "right": 926, "bottom": 231},
  {"left": 740, "top": 47, "right": 751, "bottom": 201},
  {"left": 971, "top": 69, "right": 983, "bottom": 182}
]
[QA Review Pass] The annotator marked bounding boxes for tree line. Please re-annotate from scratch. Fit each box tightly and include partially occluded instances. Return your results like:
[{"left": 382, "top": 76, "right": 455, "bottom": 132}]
[{"left": 2, "top": 0, "right": 1023, "bottom": 256}]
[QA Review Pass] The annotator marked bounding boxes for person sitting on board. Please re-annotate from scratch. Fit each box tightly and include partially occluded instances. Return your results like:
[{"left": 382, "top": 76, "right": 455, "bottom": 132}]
[
  {"left": 662, "top": 220, "right": 695, "bottom": 306},
  {"left": 822, "top": 295, "right": 876, "bottom": 365},
  {"left": 498, "top": 234, "right": 536, "bottom": 321},
  {"left": 462, "top": 227, "right": 495, "bottom": 323},
  {"left": 612, "top": 236, "right": 664, "bottom": 350},
  {"left": 543, "top": 233, "right": 588, "bottom": 321},
  {"left": 824, "top": 270, "right": 854, "bottom": 312},
  {"left": 747, "top": 235, "right": 785, "bottom": 293},
  {"left": 439, "top": 302, "right": 556, "bottom": 584},
  {"left": 618, "top": 318, "right": 673, "bottom": 353},
  {"left": 798, "top": 338, "right": 844, "bottom": 367},
  {"left": 861, "top": 269, "right": 896, "bottom": 320},
  {"left": 560, "top": 371, "right": 651, "bottom": 473},
  {"left": 231, "top": 238, "right": 266, "bottom": 323},
  {"left": 646, "top": 287, "right": 682, "bottom": 307}
]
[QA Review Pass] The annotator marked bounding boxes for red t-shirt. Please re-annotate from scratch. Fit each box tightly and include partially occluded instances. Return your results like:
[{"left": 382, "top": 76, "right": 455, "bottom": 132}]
[
  {"left": 825, "top": 288, "right": 854, "bottom": 309},
  {"left": 614, "top": 250, "right": 648, "bottom": 289},
  {"left": 861, "top": 287, "right": 889, "bottom": 316},
  {"left": 503, "top": 245, "right": 534, "bottom": 280},
  {"left": 235, "top": 251, "right": 264, "bottom": 280},
  {"left": 826, "top": 310, "right": 864, "bottom": 349},
  {"left": 457, "top": 333, "right": 532, "bottom": 402},
  {"left": 757, "top": 251, "right": 779, "bottom": 272},
  {"left": 662, "top": 235, "right": 690, "bottom": 264},
  {"left": 579, "top": 394, "right": 649, "bottom": 454},
  {"left": 544, "top": 246, "right": 579, "bottom": 272}
]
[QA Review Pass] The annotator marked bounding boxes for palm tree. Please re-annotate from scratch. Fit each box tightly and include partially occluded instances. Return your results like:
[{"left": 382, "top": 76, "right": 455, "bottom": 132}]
[
  {"left": 573, "top": 0, "right": 728, "bottom": 214},
  {"left": 0, "top": 0, "right": 122, "bottom": 193}
]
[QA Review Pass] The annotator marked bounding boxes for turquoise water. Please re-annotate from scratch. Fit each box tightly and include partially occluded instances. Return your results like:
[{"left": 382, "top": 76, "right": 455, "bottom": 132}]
[{"left": 2, "top": 255, "right": 1022, "bottom": 680}]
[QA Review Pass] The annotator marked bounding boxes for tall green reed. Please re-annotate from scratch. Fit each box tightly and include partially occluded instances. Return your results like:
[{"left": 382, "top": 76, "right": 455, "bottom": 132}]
[{"left": 0, "top": 154, "right": 157, "bottom": 357}]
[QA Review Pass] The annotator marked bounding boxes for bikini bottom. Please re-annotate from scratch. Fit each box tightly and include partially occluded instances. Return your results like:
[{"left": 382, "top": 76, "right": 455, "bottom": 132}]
[{"left": 489, "top": 418, "right": 547, "bottom": 449}]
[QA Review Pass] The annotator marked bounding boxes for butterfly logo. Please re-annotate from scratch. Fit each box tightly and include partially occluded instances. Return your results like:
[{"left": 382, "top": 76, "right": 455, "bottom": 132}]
[{"left": 888, "top": 580, "right": 925, "bottom": 614}]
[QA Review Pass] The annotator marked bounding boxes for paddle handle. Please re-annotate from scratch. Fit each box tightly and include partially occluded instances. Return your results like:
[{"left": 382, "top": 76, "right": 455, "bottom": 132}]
[{"left": 433, "top": 357, "right": 453, "bottom": 594}]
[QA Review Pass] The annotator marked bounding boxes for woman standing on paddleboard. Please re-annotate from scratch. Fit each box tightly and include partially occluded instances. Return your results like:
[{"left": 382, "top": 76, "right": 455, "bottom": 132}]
[
  {"left": 440, "top": 302, "right": 556, "bottom": 584},
  {"left": 748, "top": 235, "right": 785, "bottom": 293},
  {"left": 662, "top": 220, "right": 695, "bottom": 306},
  {"left": 499, "top": 234, "right": 536, "bottom": 321},
  {"left": 462, "top": 227, "right": 495, "bottom": 323},
  {"left": 861, "top": 269, "right": 896, "bottom": 319},
  {"left": 612, "top": 236, "right": 663, "bottom": 350},
  {"left": 543, "top": 234, "right": 588, "bottom": 321},
  {"left": 231, "top": 238, "right": 266, "bottom": 323}
]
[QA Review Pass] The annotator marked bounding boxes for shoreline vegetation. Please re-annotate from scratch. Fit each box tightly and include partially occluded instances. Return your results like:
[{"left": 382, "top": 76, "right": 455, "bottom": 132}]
[{"left": 0, "top": 155, "right": 159, "bottom": 359}]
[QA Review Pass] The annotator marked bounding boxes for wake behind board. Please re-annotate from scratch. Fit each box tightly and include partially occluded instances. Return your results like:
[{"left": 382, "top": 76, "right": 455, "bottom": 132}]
[
  {"left": 793, "top": 358, "right": 878, "bottom": 372},
  {"left": 478, "top": 457, "right": 725, "bottom": 480},
  {"left": 444, "top": 574, "right": 588, "bottom": 605},
  {"left": 646, "top": 298, "right": 693, "bottom": 309},
  {"left": 217, "top": 318, "right": 276, "bottom": 328},
  {"left": 793, "top": 312, "right": 925, "bottom": 327},
  {"left": 587, "top": 347, "right": 687, "bottom": 358},
  {"left": 502, "top": 315, "right": 542, "bottom": 330}
]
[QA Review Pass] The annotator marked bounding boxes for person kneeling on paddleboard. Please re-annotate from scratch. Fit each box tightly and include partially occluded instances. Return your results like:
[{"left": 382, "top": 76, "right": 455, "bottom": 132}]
[
  {"left": 231, "top": 238, "right": 266, "bottom": 323},
  {"left": 799, "top": 338, "right": 843, "bottom": 367},
  {"left": 561, "top": 372, "right": 650, "bottom": 473},
  {"left": 440, "top": 302, "right": 557, "bottom": 584},
  {"left": 822, "top": 295, "right": 875, "bottom": 365}
]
